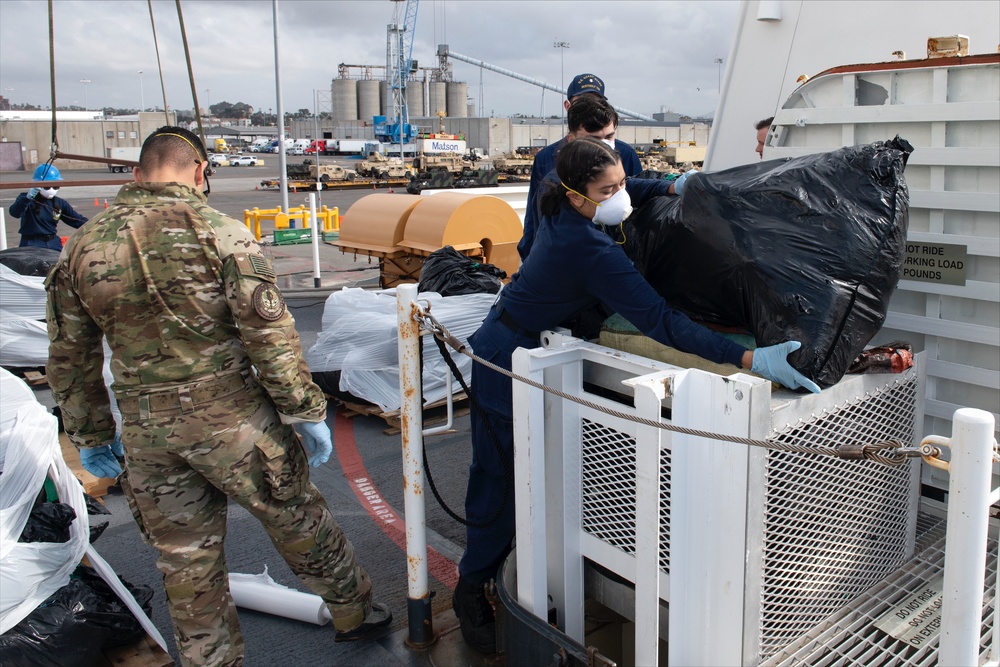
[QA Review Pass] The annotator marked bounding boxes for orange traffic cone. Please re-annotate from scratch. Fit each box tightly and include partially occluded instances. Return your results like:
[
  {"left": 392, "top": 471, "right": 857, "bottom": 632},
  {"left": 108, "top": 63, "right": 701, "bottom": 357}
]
[
  {"left": 293, "top": 186, "right": 297, "bottom": 194},
  {"left": 103, "top": 199, "right": 109, "bottom": 209},
  {"left": 94, "top": 198, "right": 100, "bottom": 207}
]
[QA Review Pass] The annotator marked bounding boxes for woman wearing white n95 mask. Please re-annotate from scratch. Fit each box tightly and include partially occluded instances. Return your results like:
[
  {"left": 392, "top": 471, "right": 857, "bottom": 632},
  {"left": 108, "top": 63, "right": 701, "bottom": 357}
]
[{"left": 453, "top": 134, "right": 820, "bottom": 655}]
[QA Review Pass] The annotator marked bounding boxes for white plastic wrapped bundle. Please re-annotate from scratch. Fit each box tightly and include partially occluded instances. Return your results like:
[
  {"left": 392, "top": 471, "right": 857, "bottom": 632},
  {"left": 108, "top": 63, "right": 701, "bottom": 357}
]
[
  {"left": 0, "top": 319, "right": 49, "bottom": 368},
  {"left": 0, "top": 264, "right": 46, "bottom": 321},
  {"left": 0, "top": 372, "right": 89, "bottom": 633},
  {"left": 307, "top": 287, "right": 496, "bottom": 411}
]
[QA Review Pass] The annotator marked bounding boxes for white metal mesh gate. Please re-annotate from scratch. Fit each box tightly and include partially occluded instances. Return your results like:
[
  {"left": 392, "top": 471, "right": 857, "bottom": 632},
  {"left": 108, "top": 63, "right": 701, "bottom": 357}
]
[
  {"left": 758, "top": 374, "right": 919, "bottom": 659},
  {"left": 513, "top": 335, "right": 924, "bottom": 665}
]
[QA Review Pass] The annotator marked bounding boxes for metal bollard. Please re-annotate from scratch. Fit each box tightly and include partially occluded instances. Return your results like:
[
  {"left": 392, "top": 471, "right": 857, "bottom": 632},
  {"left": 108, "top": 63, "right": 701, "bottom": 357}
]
[
  {"left": 939, "top": 408, "right": 996, "bottom": 666},
  {"left": 396, "top": 283, "right": 435, "bottom": 648}
]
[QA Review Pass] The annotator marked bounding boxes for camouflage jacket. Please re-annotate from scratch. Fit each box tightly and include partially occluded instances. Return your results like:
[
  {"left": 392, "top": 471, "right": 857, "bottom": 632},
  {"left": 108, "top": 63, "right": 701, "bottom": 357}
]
[{"left": 46, "top": 182, "right": 326, "bottom": 450}]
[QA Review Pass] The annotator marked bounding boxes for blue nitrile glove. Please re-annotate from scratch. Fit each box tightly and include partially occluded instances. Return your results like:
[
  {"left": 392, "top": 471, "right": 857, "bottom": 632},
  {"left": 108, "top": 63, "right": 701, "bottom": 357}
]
[
  {"left": 751, "top": 341, "right": 822, "bottom": 393},
  {"left": 27, "top": 188, "right": 40, "bottom": 199},
  {"left": 295, "top": 421, "right": 333, "bottom": 467},
  {"left": 79, "top": 445, "right": 124, "bottom": 478},
  {"left": 672, "top": 170, "right": 694, "bottom": 196},
  {"left": 109, "top": 433, "right": 125, "bottom": 458}
]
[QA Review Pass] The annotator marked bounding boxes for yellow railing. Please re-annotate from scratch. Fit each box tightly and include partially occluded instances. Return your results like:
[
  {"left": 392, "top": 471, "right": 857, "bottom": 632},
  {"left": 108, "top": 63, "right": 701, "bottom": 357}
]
[{"left": 243, "top": 205, "right": 340, "bottom": 241}]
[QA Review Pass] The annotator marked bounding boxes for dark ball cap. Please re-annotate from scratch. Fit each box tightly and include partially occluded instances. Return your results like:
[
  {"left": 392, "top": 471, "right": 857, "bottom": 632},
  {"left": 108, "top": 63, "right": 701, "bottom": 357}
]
[{"left": 566, "top": 73, "right": 605, "bottom": 100}]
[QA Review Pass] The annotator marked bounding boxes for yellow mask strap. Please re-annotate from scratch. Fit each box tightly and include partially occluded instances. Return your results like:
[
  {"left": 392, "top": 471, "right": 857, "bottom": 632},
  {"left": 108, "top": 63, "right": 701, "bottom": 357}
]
[
  {"left": 561, "top": 182, "right": 598, "bottom": 206},
  {"left": 156, "top": 132, "right": 205, "bottom": 161}
]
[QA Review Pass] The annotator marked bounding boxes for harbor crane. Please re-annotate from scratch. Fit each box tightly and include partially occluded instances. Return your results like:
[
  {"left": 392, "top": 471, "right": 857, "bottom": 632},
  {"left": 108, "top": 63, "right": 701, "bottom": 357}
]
[
  {"left": 386, "top": 0, "right": 419, "bottom": 156},
  {"left": 436, "top": 44, "right": 657, "bottom": 122}
]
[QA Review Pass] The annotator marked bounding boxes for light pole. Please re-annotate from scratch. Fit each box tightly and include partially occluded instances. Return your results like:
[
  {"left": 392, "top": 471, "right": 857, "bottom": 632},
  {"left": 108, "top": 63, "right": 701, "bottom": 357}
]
[
  {"left": 138, "top": 70, "right": 145, "bottom": 113},
  {"left": 206, "top": 88, "right": 211, "bottom": 120},
  {"left": 714, "top": 57, "right": 723, "bottom": 93},
  {"left": 80, "top": 78, "right": 90, "bottom": 109},
  {"left": 554, "top": 41, "right": 569, "bottom": 131}
]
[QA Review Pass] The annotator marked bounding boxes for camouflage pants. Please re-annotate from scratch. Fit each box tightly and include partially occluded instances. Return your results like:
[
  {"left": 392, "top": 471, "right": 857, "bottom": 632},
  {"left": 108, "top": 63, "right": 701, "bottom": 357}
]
[{"left": 118, "top": 381, "right": 371, "bottom": 667}]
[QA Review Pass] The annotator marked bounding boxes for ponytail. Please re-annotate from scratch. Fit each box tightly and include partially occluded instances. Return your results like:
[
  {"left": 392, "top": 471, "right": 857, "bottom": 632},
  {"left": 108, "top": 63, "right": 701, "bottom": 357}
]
[{"left": 539, "top": 136, "right": 619, "bottom": 217}]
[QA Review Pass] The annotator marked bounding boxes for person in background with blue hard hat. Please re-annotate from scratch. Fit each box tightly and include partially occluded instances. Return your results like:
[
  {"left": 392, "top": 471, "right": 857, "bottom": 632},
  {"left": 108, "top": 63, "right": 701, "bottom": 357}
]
[{"left": 9, "top": 164, "right": 88, "bottom": 250}]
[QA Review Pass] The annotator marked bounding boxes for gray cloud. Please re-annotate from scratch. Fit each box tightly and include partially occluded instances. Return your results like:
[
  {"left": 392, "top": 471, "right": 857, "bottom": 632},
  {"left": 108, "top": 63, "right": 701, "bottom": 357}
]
[{"left": 0, "top": 0, "right": 739, "bottom": 118}]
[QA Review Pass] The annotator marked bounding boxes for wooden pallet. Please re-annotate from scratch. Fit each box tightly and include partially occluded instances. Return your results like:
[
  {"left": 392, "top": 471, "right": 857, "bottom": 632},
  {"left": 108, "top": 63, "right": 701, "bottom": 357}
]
[
  {"left": 59, "top": 432, "right": 117, "bottom": 499},
  {"left": 337, "top": 393, "right": 469, "bottom": 435},
  {"left": 22, "top": 370, "right": 48, "bottom": 386}
]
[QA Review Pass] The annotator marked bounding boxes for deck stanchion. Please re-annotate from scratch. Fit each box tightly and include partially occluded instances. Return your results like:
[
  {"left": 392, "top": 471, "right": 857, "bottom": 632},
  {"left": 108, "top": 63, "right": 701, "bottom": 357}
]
[
  {"left": 940, "top": 408, "right": 995, "bottom": 666},
  {"left": 308, "top": 193, "right": 321, "bottom": 288},
  {"left": 396, "top": 283, "right": 435, "bottom": 647}
]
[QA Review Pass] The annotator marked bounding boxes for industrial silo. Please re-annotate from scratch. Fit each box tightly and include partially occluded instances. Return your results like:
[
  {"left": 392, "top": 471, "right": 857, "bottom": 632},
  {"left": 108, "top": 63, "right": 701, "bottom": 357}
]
[
  {"left": 379, "top": 81, "right": 390, "bottom": 117},
  {"left": 429, "top": 82, "right": 448, "bottom": 118},
  {"left": 357, "top": 80, "right": 381, "bottom": 123},
  {"left": 446, "top": 82, "right": 468, "bottom": 118},
  {"left": 331, "top": 78, "right": 358, "bottom": 121},
  {"left": 406, "top": 84, "right": 425, "bottom": 119}
]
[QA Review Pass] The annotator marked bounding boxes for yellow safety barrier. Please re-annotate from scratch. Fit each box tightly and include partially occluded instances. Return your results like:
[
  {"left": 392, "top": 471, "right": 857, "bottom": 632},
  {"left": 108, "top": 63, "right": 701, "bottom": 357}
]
[{"left": 243, "top": 205, "right": 340, "bottom": 241}]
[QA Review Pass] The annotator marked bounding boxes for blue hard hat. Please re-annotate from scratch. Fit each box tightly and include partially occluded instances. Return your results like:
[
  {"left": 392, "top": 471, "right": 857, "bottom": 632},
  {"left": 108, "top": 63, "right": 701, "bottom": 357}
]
[{"left": 32, "top": 164, "right": 63, "bottom": 182}]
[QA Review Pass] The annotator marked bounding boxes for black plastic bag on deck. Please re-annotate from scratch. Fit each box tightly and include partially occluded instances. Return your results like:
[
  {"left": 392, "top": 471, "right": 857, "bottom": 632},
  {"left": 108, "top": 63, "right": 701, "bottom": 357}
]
[
  {"left": 418, "top": 245, "right": 506, "bottom": 296},
  {"left": 621, "top": 137, "right": 912, "bottom": 388},
  {"left": 0, "top": 565, "right": 154, "bottom": 666},
  {"left": 0, "top": 247, "right": 62, "bottom": 276}
]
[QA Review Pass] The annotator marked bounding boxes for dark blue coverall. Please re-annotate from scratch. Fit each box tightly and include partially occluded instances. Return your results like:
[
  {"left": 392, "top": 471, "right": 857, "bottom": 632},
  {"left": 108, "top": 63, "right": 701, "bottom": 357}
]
[{"left": 10, "top": 192, "right": 87, "bottom": 250}]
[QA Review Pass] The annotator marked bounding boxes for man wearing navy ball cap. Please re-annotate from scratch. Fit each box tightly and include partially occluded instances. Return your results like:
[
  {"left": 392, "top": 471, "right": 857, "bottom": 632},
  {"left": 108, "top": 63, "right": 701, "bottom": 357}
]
[{"left": 519, "top": 73, "right": 642, "bottom": 260}]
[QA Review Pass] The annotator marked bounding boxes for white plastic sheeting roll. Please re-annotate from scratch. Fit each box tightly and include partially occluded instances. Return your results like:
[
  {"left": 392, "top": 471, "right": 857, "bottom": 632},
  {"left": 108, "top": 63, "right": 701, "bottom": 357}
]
[{"left": 229, "top": 568, "right": 332, "bottom": 626}]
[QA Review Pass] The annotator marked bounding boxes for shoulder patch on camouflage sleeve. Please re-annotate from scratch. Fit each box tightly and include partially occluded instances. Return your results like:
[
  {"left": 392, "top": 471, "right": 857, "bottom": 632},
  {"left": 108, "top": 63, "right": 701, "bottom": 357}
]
[
  {"left": 234, "top": 253, "right": 276, "bottom": 282},
  {"left": 252, "top": 283, "right": 286, "bottom": 321}
]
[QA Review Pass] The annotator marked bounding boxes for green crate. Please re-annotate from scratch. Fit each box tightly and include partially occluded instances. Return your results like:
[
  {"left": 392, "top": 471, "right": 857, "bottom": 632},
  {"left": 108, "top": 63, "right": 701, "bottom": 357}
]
[
  {"left": 273, "top": 228, "right": 314, "bottom": 245},
  {"left": 323, "top": 230, "right": 340, "bottom": 242}
]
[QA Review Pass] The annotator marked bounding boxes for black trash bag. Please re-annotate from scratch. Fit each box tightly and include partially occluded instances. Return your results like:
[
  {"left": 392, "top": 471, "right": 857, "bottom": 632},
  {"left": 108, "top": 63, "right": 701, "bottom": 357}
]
[
  {"left": 621, "top": 137, "right": 912, "bottom": 388},
  {"left": 0, "top": 246, "right": 62, "bottom": 276},
  {"left": 0, "top": 565, "right": 154, "bottom": 666},
  {"left": 83, "top": 491, "right": 112, "bottom": 543},
  {"left": 418, "top": 245, "right": 506, "bottom": 296},
  {"left": 18, "top": 501, "right": 76, "bottom": 543}
]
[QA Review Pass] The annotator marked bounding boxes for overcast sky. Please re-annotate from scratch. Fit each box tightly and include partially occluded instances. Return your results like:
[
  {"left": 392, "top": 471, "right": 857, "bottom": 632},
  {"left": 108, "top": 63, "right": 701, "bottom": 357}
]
[{"left": 0, "top": 0, "right": 740, "bottom": 119}]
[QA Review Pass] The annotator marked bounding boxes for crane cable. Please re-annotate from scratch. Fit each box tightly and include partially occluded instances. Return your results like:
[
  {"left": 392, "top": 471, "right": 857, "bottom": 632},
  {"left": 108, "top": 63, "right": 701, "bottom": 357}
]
[
  {"left": 39, "top": 0, "right": 177, "bottom": 172},
  {"left": 175, "top": 0, "right": 208, "bottom": 152},
  {"left": 46, "top": 0, "right": 58, "bottom": 161},
  {"left": 149, "top": 0, "right": 172, "bottom": 126}
]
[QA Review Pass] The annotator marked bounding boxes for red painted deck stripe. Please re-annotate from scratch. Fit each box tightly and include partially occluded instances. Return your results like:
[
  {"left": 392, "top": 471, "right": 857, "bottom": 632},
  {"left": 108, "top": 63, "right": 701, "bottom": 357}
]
[{"left": 333, "top": 409, "right": 459, "bottom": 590}]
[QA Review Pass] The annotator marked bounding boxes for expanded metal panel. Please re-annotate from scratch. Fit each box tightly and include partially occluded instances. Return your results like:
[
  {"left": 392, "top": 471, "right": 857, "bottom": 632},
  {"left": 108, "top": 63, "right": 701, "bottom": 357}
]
[
  {"left": 579, "top": 418, "right": 672, "bottom": 572},
  {"left": 763, "top": 524, "right": 998, "bottom": 667},
  {"left": 758, "top": 374, "right": 920, "bottom": 660}
]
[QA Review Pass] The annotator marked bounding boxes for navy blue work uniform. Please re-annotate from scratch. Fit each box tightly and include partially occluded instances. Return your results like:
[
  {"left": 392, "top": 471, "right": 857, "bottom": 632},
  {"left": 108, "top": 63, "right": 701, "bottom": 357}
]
[
  {"left": 459, "top": 178, "right": 748, "bottom": 586},
  {"left": 517, "top": 137, "right": 642, "bottom": 261},
  {"left": 9, "top": 192, "right": 87, "bottom": 250}
]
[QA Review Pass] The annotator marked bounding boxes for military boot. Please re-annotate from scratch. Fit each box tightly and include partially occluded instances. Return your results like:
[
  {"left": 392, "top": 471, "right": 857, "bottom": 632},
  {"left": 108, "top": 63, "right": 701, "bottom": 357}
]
[{"left": 452, "top": 577, "right": 497, "bottom": 654}]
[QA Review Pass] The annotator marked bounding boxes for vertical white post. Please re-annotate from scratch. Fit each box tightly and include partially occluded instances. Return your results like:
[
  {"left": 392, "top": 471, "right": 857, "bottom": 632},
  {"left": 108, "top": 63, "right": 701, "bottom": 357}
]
[
  {"left": 633, "top": 376, "right": 669, "bottom": 667},
  {"left": 0, "top": 208, "right": 7, "bottom": 251},
  {"left": 272, "top": 0, "right": 289, "bottom": 213},
  {"left": 396, "top": 283, "right": 433, "bottom": 645},
  {"left": 940, "top": 408, "right": 995, "bottom": 666},
  {"left": 308, "top": 193, "right": 321, "bottom": 288}
]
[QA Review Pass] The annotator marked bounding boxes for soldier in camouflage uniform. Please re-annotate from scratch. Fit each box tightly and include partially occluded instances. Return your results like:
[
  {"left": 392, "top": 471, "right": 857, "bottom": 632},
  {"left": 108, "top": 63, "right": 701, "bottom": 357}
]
[{"left": 45, "top": 127, "right": 391, "bottom": 667}]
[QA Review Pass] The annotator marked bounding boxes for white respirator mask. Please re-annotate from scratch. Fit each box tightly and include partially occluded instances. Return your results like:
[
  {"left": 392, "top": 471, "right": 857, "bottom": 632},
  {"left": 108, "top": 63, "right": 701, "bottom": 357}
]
[
  {"left": 591, "top": 187, "right": 632, "bottom": 227},
  {"left": 601, "top": 138, "right": 616, "bottom": 149},
  {"left": 39, "top": 188, "right": 59, "bottom": 199}
]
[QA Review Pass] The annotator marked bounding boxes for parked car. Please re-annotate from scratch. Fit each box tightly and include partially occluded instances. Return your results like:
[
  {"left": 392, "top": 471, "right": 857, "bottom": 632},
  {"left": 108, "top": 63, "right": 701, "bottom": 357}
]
[
  {"left": 229, "top": 155, "right": 258, "bottom": 166},
  {"left": 209, "top": 154, "right": 229, "bottom": 167}
]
